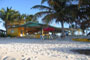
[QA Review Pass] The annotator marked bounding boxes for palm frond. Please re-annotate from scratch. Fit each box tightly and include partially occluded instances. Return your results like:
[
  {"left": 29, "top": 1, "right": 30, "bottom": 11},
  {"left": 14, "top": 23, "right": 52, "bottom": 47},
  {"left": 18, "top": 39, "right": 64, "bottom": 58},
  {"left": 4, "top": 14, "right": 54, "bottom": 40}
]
[
  {"left": 32, "top": 5, "right": 52, "bottom": 10},
  {"left": 41, "top": 0, "right": 48, "bottom": 4},
  {"left": 42, "top": 13, "right": 57, "bottom": 23},
  {"left": 35, "top": 11, "right": 51, "bottom": 18}
]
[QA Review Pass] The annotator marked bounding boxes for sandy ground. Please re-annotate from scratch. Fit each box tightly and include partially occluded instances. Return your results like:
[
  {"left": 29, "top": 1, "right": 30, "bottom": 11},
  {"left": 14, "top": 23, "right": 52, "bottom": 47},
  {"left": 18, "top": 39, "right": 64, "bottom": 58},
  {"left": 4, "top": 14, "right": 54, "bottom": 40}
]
[{"left": 0, "top": 37, "right": 90, "bottom": 60}]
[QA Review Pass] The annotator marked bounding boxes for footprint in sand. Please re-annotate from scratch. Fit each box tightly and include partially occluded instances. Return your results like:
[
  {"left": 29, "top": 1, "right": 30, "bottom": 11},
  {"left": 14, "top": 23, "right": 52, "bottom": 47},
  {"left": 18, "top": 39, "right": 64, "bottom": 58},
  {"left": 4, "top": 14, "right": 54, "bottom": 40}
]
[
  {"left": 27, "top": 57, "right": 31, "bottom": 60},
  {"left": 1, "top": 53, "right": 21, "bottom": 60},
  {"left": 3, "top": 56, "right": 16, "bottom": 60}
]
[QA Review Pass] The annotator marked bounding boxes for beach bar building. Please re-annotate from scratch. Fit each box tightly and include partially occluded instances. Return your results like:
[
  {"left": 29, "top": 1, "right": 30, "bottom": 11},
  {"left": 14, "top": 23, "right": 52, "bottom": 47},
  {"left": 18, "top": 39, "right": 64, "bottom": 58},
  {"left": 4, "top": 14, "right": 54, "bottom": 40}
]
[
  {"left": 7, "top": 20, "right": 26, "bottom": 37},
  {"left": 7, "top": 20, "right": 79, "bottom": 38},
  {"left": 7, "top": 20, "right": 61, "bottom": 38}
]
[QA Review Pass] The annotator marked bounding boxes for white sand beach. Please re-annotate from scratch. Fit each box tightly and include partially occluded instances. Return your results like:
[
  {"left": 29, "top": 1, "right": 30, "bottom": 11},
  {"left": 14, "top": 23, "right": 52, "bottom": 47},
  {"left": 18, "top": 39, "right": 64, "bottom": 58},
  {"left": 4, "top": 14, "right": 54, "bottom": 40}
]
[{"left": 0, "top": 37, "right": 90, "bottom": 60}]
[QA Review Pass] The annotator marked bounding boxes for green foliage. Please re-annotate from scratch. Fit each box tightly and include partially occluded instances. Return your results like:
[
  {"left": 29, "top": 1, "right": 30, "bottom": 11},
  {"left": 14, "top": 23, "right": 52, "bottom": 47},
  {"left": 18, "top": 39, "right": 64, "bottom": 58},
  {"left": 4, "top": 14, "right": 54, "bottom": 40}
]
[
  {"left": 7, "top": 34, "right": 16, "bottom": 37},
  {"left": 32, "top": 0, "right": 78, "bottom": 37},
  {"left": 26, "top": 15, "right": 38, "bottom": 23},
  {"left": 0, "top": 7, "right": 20, "bottom": 22},
  {"left": 0, "top": 33, "right": 6, "bottom": 37},
  {"left": 0, "top": 7, "right": 38, "bottom": 24},
  {"left": 0, "top": 7, "right": 39, "bottom": 36},
  {"left": 75, "top": 0, "right": 90, "bottom": 30}
]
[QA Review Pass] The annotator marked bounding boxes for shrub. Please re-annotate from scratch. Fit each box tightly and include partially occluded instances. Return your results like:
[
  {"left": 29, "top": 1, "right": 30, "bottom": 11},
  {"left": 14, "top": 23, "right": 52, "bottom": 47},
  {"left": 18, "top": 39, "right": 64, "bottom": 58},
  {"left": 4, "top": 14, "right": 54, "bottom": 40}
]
[
  {"left": 0, "top": 33, "right": 6, "bottom": 37},
  {"left": 7, "top": 34, "right": 16, "bottom": 37}
]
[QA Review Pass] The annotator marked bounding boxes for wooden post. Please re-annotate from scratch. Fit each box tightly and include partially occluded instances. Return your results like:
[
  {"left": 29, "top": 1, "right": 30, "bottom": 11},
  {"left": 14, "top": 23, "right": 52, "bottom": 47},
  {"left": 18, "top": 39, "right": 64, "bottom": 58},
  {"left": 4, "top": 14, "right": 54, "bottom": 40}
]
[{"left": 42, "top": 28, "right": 44, "bottom": 40}]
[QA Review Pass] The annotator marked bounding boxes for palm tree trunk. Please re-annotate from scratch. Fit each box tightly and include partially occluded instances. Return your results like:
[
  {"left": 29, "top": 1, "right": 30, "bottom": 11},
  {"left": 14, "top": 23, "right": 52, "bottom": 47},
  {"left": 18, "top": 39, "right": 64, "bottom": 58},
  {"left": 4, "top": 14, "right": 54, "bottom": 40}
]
[
  {"left": 82, "top": 29, "right": 85, "bottom": 35},
  {"left": 79, "top": 0, "right": 82, "bottom": 8},
  {"left": 5, "top": 22, "right": 8, "bottom": 36},
  {"left": 72, "top": 29, "right": 74, "bottom": 35},
  {"left": 24, "top": 26, "right": 27, "bottom": 36},
  {"left": 61, "top": 21, "right": 65, "bottom": 38}
]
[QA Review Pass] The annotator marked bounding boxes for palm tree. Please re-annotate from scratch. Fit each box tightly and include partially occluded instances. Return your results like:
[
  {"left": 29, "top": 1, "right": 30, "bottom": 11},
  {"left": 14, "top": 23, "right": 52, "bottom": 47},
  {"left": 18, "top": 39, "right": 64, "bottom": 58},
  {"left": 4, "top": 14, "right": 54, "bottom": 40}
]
[
  {"left": 32, "top": 0, "right": 77, "bottom": 38},
  {"left": 0, "top": 7, "right": 20, "bottom": 35},
  {"left": 42, "top": 0, "right": 90, "bottom": 36},
  {"left": 26, "top": 15, "right": 38, "bottom": 23},
  {"left": 75, "top": 0, "right": 90, "bottom": 34},
  {"left": 18, "top": 14, "right": 38, "bottom": 23}
]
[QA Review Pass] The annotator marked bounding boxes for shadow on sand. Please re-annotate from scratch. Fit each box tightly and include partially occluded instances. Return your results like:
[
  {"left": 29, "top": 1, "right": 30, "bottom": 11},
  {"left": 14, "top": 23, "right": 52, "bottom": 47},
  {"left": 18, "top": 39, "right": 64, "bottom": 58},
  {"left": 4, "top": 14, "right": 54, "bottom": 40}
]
[{"left": 71, "top": 49, "right": 90, "bottom": 56}]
